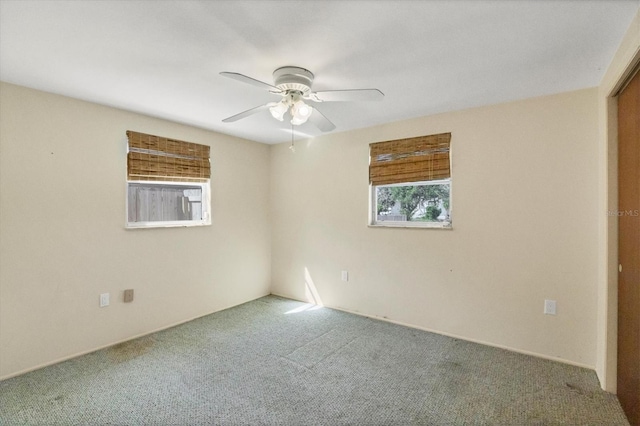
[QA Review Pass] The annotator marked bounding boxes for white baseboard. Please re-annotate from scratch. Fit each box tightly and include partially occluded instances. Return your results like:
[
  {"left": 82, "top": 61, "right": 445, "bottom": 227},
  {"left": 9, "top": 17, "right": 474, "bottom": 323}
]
[
  {"left": 269, "top": 291, "right": 594, "bottom": 371},
  {"left": 0, "top": 293, "right": 271, "bottom": 382}
]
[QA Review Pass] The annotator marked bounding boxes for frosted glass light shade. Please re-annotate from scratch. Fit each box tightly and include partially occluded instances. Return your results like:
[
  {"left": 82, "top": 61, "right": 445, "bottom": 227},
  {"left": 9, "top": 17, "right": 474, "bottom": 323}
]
[
  {"left": 269, "top": 101, "right": 288, "bottom": 121},
  {"left": 290, "top": 100, "right": 313, "bottom": 125}
]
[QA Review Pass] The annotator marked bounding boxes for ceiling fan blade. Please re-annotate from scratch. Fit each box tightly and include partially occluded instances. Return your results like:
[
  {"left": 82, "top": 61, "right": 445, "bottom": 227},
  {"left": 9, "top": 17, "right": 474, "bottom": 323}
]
[
  {"left": 222, "top": 104, "right": 270, "bottom": 123},
  {"left": 308, "top": 108, "right": 336, "bottom": 132},
  {"left": 220, "top": 72, "right": 282, "bottom": 93},
  {"left": 310, "top": 89, "right": 384, "bottom": 102}
]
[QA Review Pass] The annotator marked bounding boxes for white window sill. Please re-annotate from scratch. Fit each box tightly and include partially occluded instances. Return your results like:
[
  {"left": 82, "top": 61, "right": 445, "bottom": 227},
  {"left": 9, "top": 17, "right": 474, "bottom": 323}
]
[
  {"left": 126, "top": 220, "right": 211, "bottom": 229},
  {"left": 368, "top": 221, "right": 452, "bottom": 229}
]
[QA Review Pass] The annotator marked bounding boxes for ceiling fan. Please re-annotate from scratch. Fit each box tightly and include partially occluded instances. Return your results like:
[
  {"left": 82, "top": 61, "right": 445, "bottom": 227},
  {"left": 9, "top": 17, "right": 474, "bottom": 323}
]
[{"left": 220, "top": 66, "right": 384, "bottom": 132}]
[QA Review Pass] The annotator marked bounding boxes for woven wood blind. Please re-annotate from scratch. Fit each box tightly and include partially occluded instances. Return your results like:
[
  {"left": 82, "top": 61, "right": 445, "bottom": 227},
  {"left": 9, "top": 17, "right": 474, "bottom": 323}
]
[
  {"left": 127, "top": 130, "right": 210, "bottom": 182},
  {"left": 369, "top": 132, "right": 451, "bottom": 186}
]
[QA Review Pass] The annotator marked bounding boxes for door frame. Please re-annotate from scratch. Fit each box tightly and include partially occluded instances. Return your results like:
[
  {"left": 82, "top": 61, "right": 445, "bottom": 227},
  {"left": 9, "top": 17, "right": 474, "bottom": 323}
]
[{"left": 599, "top": 27, "right": 640, "bottom": 393}]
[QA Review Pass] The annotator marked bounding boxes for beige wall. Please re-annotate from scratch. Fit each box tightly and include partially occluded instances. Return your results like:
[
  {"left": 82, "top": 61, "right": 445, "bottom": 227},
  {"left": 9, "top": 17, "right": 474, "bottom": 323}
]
[
  {"left": 0, "top": 83, "right": 271, "bottom": 379},
  {"left": 596, "top": 8, "right": 640, "bottom": 392},
  {"left": 270, "top": 88, "right": 600, "bottom": 367}
]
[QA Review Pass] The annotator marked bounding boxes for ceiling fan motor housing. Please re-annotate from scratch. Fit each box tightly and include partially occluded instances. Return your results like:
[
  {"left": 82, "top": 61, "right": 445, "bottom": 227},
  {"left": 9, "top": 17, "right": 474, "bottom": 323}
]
[{"left": 273, "top": 66, "right": 314, "bottom": 94}]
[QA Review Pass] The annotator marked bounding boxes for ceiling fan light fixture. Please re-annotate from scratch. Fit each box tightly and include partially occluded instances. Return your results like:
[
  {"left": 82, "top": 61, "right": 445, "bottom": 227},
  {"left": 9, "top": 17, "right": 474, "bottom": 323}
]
[
  {"left": 268, "top": 101, "right": 288, "bottom": 121},
  {"left": 220, "top": 66, "right": 383, "bottom": 133}
]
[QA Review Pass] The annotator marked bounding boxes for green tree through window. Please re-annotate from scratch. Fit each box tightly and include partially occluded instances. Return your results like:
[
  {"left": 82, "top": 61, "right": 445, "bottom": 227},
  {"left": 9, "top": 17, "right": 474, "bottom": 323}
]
[{"left": 376, "top": 182, "right": 449, "bottom": 222}]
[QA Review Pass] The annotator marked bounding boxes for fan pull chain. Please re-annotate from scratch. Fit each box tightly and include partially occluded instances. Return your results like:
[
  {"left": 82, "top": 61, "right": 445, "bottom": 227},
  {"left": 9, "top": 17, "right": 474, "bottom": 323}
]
[{"left": 289, "top": 122, "right": 295, "bottom": 153}]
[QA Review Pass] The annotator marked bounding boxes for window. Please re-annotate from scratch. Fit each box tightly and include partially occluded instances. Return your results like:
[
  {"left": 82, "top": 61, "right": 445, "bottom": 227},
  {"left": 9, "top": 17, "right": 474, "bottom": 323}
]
[
  {"left": 369, "top": 133, "right": 451, "bottom": 228},
  {"left": 126, "top": 130, "right": 211, "bottom": 228},
  {"left": 127, "top": 182, "right": 209, "bottom": 225}
]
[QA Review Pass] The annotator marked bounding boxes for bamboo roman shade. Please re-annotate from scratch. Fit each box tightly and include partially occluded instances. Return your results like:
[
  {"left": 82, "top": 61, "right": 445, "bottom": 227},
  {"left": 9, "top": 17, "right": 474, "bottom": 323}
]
[
  {"left": 369, "top": 132, "right": 451, "bottom": 186},
  {"left": 127, "top": 130, "right": 210, "bottom": 182}
]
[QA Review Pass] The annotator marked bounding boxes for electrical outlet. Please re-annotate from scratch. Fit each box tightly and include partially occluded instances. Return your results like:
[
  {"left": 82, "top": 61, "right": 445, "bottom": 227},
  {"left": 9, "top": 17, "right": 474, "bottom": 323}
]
[
  {"left": 124, "top": 289, "right": 134, "bottom": 303},
  {"left": 544, "top": 299, "right": 557, "bottom": 315},
  {"left": 341, "top": 270, "right": 349, "bottom": 282},
  {"left": 100, "top": 293, "right": 110, "bottom": 308}
]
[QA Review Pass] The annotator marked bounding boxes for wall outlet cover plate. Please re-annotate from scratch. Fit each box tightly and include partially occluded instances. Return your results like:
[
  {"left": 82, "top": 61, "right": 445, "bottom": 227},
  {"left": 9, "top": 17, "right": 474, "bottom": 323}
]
[
  {"left": 100, "top": 293, "right": 110, "bottom": 307},
  {"left": 544, "top": 299, "right": 557, "bottom": 315}
]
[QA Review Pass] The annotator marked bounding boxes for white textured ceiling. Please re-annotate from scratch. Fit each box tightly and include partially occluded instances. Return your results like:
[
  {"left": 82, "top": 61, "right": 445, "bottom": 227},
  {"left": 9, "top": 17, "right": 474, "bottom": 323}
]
[{"left": 1, "top": 0, "right": 638, "bottom": 144}]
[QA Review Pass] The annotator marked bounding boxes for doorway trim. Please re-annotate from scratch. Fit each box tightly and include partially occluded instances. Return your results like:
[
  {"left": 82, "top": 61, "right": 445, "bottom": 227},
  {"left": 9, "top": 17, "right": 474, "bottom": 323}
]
[{"left": 597, "top": 9, "right": 639, "bottom": 393}]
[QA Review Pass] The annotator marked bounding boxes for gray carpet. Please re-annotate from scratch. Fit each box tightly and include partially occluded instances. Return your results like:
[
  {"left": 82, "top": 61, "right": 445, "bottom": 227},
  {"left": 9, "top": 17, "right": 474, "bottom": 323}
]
[{"left": 0, "top": 295, "right": 629, "bottom": 425}]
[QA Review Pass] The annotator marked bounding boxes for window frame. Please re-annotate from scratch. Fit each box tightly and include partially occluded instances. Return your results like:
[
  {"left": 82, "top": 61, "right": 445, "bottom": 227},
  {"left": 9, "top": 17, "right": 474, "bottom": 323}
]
[
  {"left": 368, "top": 132, "right": 452, "bottom": 230},
  {"left": 125, "top": 179, "right": 211, "bottom": 229},
  {"left": 125, "top": 130, "right": 211, "bottom": 230},
  {"left": 369, "top": 178, "right": 452, "bottom": 229}
]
